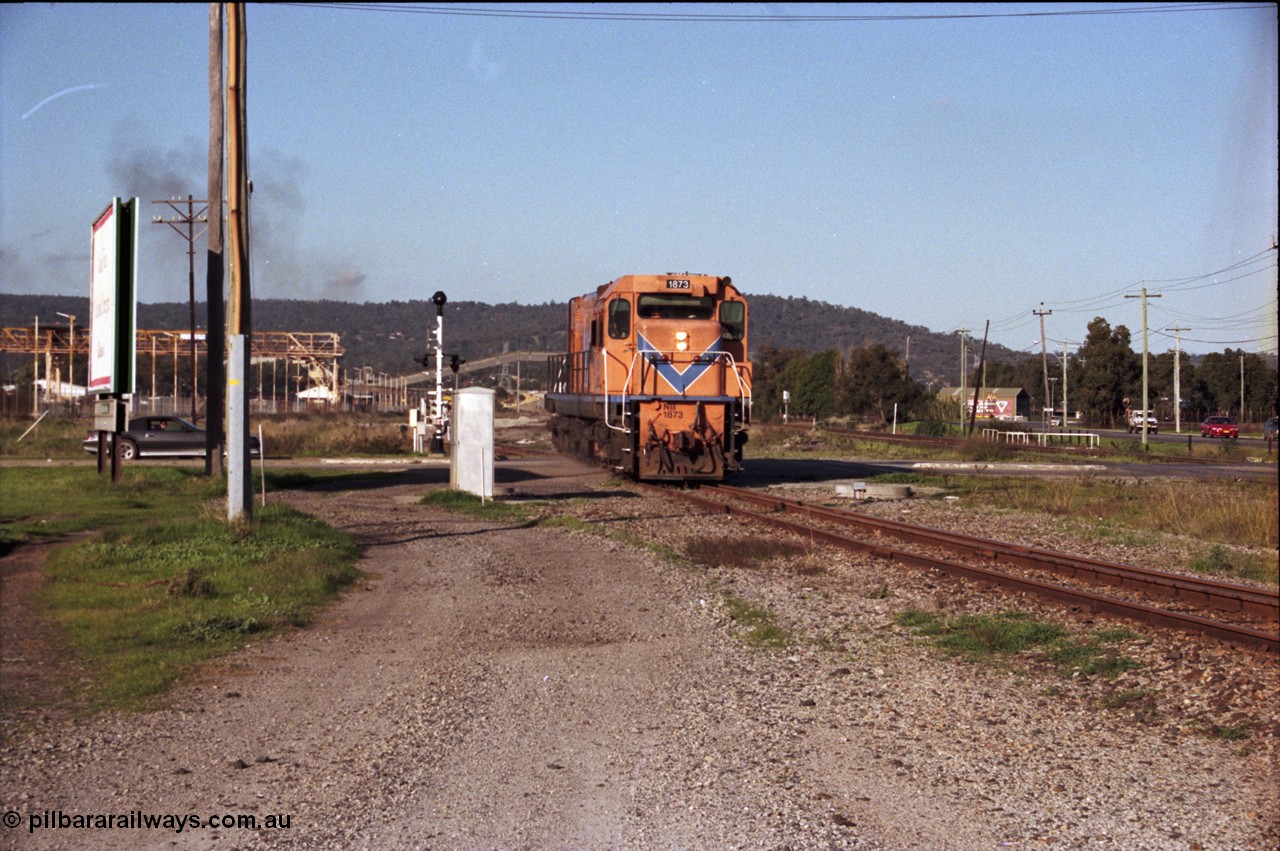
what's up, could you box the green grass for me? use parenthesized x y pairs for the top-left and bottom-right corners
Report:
(894, 609), (1143, 677)
(1189, 543), (1276, 584)
(1097, 687), (1160, 720)
(1, 466), (226, 551)
(723, 594), (794, 648)
(1210, 723), (1251, 741)
(418, 488), (530, 521)
(0, 414), (88, 460)
(39, 503), (359, 709)
(1, 466), (360, 713)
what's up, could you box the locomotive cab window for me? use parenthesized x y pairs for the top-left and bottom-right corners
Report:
(607, 298), (631, 339)
(719, 301), (745, 341)
(636, 294), (714, 320)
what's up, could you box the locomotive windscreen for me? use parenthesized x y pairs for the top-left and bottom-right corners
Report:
(637, 294), (715, 320)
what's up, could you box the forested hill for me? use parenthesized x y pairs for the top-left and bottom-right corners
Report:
(1, 293), (1011, 387)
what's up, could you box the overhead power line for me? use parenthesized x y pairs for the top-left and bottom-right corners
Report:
(283, 2), (1272, 23)
(1152, 330), (1279, 347)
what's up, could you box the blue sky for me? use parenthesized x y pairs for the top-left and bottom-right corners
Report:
(2, 2), (1276, 356)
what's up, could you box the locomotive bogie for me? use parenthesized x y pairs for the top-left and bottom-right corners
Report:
(546, 274), (752, 482)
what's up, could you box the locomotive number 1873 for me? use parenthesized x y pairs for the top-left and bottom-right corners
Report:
(665, 279), (691, 290)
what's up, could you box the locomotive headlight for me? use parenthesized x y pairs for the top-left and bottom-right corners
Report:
(675, 330), (689, 352)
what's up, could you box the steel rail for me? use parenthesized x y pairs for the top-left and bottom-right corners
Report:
(634, 482), (1278, 653)
(708, 484), (1279, 622)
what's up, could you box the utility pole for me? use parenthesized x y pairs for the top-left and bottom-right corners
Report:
(1048, 337), (1075, 427)
(955, 329), (970, 427)
(1033, 304), (1052, 428)
(1124, 286), (1161, 446)
(32, 316), (38, 416)
(205, 1), (226, 476)
(903, 335), (910, 379)
(968, 321), (989, 436)
(1165, 325), (1190, 433)
(1061, 339), (1073, 426)
(1240, 353), (1245, 421)
(152, 196), (209, 421)
(55, 312), (76, 410)
(226, 1), (252, 522)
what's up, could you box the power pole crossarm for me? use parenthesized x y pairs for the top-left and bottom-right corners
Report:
(152, 196), (210, 421)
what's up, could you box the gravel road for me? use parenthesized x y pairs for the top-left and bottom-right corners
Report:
(2, 456), (1276, 850)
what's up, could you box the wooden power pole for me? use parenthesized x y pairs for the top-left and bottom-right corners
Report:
(206, 2), (226, 476)
(1033, 304), (1052, 428)
(226, 1), (253, 521)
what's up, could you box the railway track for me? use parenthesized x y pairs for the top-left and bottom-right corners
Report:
(633, 481), (1279, 653)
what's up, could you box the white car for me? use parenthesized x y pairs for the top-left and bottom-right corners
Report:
(1126, 410), (1158, 434)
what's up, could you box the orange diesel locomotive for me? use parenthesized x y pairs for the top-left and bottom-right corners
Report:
(545, 274), (752, 481)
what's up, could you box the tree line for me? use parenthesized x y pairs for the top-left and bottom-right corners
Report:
(3, 294), (1274, 426)
(751, 316), (1277, 428)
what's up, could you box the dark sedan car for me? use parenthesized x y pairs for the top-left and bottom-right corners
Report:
(82, 416), (260, 460)
(1199, 415), (1239, 439)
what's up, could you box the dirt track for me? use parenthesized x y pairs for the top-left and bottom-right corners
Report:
(2, 455), (1277, 849)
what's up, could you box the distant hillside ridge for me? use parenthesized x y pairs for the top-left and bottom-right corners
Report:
(0, 292), (1012, 387)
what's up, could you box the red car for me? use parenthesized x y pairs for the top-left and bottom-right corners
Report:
(1200, 416), (1239, 438)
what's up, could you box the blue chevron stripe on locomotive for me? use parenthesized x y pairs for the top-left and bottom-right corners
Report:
(637, 333), (723, 395)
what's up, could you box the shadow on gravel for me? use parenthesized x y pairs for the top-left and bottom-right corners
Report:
(502, 488), (640, 502)
(737, 457), (907, 485)
(271, 464), (601, 495)
(358, 521), (543, 549)
(266, 467), (442, 493)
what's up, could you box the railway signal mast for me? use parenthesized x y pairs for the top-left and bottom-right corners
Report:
(424, 291), (448, 453)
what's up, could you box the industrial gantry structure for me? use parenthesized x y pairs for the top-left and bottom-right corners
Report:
(1, 325), (344, 413)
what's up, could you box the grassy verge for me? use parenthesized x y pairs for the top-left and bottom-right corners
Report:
(1, 466), (359, 712)
(256, 413), (412, 457)
(816, 469), (1276, 583)
(0, 412), (415, 461)
(1, 466), (226, 549)
(918, 474), (1277, 580)
(1, 414), (92, 461)
(747, 422), (1276, 465)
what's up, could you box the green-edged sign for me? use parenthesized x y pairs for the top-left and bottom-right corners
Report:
(89, 197), (139, 396)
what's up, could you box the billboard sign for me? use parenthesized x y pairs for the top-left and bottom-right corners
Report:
(89, 198), (138, 395)
(966, 398), (1010, 418)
